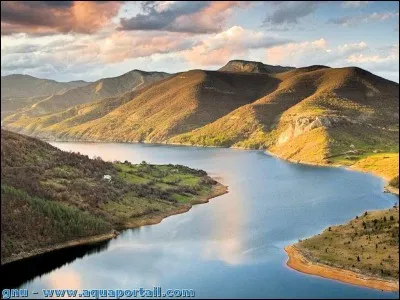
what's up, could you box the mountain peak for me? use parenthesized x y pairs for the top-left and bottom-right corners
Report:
(219, 60), (295, 74)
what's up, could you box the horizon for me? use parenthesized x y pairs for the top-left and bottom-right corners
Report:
(1, 1), (399, 83)
(3, 60), (400, 84)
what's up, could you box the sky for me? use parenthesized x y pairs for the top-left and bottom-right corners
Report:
(1, 1), (399, 82)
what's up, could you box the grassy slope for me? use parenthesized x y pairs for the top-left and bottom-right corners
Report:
(1, 74), (88, 99)
(173, 66), (399, 181)
(2, 70), (170, 121)
(5, 70), (279, 142)
(1, 130), (223, 264)
(2, 65), (399, 184)
(295, 207), (399, 281)
(1, 75), (88, 118)
(2, 90), (140, 138)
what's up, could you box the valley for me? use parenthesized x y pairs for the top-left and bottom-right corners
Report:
(1, 59), (398, 294)
(2, 61), (398, 193)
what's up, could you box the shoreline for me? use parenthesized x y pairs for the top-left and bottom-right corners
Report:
(2, 133), (397, 288)
(4, 128), (398, 195)
(34, 134), (397, 195)
(119, 183), (228, 230)
(264, 150), (399, 196)
(284, 245), (399, 292)
(1, 183), (228, 266)
(1, 232), (118, 265)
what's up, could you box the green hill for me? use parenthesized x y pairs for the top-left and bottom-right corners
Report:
(294, 207), (399, 281)
(1, 130), (225, 264)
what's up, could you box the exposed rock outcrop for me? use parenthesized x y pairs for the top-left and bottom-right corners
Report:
(277, 115), (345, 145)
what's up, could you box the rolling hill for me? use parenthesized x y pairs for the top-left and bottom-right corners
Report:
(2, 60), (399, 186)
(2, 70), (171, 121)
(4, 69), (280, 141)
(1, 74), (89, 118)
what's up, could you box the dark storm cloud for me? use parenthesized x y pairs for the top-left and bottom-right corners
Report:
(119, 1), (246, 33)
(263, 1), (321, 25)
(1, 1), (122, 35)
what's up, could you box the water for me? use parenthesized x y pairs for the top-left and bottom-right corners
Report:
(6, 142), (399, 298)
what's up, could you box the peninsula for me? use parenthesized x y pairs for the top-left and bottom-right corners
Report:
(1, 130), (227, 265)
(285, 207), (399, 292)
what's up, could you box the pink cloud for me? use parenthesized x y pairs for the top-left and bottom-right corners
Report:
(1, 1), (122, 35)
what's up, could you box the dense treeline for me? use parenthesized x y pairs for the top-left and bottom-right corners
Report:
(1, 130), (218, 264)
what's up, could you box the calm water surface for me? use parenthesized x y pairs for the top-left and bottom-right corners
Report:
(9, 142), (399, 298)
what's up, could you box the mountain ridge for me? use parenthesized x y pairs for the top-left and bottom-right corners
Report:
(219, 59), (295, 74)
(2, 61), (398, 185)
(1, 69), (171, 119)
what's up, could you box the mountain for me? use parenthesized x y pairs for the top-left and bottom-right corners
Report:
(2, 63), (399, 184)
(219, 60), (294, 74)
(1, 74), (89, 99)
(173, 66), (399, 178)
(1, 130), (223, 264)
(1, 74), (89, 118)
(4, 70), (280, 141)
(3, 70), (171, 120)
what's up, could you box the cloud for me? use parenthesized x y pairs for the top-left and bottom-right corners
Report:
(119, 1), (249, 33)
(1, 30), (195, 78)
(346, 44), (398, 64)
(266, 38), (330, 65)
(1, 1), (122, 35)
(265, 38), (368, 66)
(266, 38), (398, 81)
(345, 44), (399, 82)
(341, 1), (372, 8)
(98, 31), (194, 63)
(337, 41), (368, 55)
(183, 26), (291, 66)
(329, 11), (399, 26)
(263, 1), (322, 28)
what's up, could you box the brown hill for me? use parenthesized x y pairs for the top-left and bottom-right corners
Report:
(174, 66), (398, 165)
(1, 74), (89, 118)
(3, 70), (170, 120)
(219, 60), (294, 74)
(2, 63), (399, 182)
(5, 70), (280, 141)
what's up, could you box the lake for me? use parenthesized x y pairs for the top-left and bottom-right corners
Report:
(5, 142), (399, 298)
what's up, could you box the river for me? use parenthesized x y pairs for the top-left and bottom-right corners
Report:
(6, 142), (399, 298)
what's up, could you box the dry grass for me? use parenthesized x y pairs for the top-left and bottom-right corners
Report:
(296, 207), (399, 280)
(3, 65), (399, 180)
(350, 153), (399, 181)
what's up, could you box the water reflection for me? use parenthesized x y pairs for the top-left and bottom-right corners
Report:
(202, 193), (246, 265)
(15, 142), (399, 299)
(46, 269), (82, 290)
(1, 240), (110, 289)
